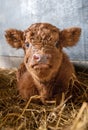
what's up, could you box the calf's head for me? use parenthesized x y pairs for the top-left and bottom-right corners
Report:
(5, 23), (81, 81)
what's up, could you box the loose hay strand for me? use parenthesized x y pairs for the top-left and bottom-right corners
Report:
(16, 95), (41, 121)
(71, 102), (88, 130)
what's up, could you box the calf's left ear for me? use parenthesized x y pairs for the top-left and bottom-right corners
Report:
(60, 27), (81, 47)
(5, 29), (24, 49)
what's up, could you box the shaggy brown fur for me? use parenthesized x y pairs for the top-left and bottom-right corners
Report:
(5, 23), (81, 104)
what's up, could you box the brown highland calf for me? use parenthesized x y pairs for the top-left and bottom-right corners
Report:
(5, 23), (81, 104)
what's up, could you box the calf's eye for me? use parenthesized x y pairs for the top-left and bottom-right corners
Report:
(25, 42), (30, 48)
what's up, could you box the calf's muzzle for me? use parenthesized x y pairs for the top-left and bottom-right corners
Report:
(33, 53), (52, 64)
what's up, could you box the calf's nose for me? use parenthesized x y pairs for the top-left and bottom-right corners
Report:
(33, 54), (51, 63)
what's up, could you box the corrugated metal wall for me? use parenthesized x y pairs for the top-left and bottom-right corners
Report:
(0, 0), (88, 68)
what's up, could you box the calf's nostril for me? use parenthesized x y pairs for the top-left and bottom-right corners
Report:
(33, 54), (40, 60)
(46, 54), (52, 59)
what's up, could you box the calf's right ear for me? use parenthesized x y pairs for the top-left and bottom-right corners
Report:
(5, 29), (24, 49)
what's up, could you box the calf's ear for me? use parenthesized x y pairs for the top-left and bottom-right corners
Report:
(60, 27), (81, 47)
(5, 29), (24, 49)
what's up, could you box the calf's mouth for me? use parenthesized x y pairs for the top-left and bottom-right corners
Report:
(32, 63), (52, 69)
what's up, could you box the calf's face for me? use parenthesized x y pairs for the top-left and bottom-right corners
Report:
(5, 23), (81, 81)
(23, 24), (63, 81)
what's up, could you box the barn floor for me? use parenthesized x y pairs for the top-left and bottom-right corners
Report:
(0, 68), (88, 130)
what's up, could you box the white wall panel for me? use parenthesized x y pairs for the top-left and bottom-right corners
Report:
(0, 0), (88, 67)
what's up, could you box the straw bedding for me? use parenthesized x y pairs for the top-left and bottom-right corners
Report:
(0, 68), (88, 130)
